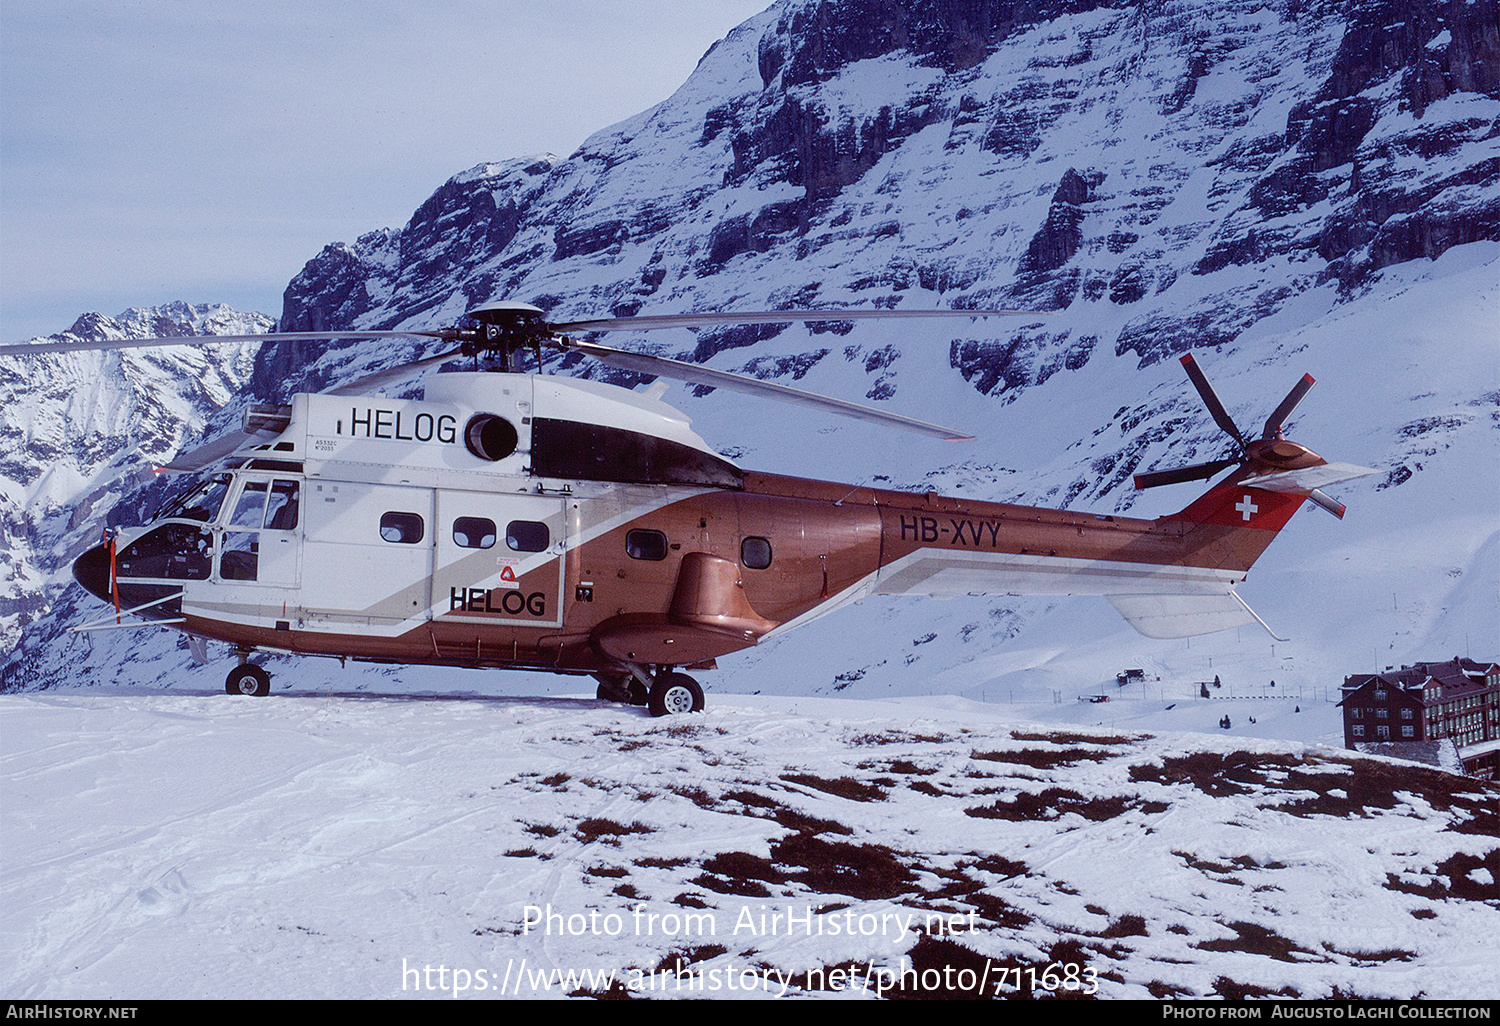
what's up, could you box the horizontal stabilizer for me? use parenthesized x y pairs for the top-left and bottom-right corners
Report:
(1107, 591), (1287, 641)
(1239, 462), (1378, 493)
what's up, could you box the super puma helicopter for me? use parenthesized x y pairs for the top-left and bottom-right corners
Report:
(5, 301), (1375, 715)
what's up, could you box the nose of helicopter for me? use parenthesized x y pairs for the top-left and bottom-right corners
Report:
(72, 542), (112, 605)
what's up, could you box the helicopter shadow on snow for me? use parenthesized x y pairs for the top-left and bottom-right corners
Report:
(54, 684), (634, 714)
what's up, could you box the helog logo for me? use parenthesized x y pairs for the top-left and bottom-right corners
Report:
(450, 587), (547, 617)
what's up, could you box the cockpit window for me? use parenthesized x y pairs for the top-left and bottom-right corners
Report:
(230, 481), (269, 527)
(154, 476), (231, 523)
(117, 523), (213, 580)
(264, 480), (300, 531)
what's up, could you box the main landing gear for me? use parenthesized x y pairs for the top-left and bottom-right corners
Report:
(596, 669), (704, 717)
(225, 662), (270, 696)
(225, 648), (270, 696)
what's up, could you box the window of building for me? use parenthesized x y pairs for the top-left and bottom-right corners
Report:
(1400, 707), (1414, 720)
(741, 536), (772, 570)
(1401, 726), (1415, 738)
(1353, 725), (1365, 737)
(1377, 726), (1390, 739)
(1375, 689), (1388, 700)
(1376, 708), (1388, 719)
(506, 520), (549, 552)
(1351, 707), (1363, 719)
(380, 512), (425, 544)
(626, 529), (668, 561)
(453, 517), (496, 550)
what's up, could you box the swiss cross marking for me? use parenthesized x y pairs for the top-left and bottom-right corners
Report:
(1235, 495), (1259, 522)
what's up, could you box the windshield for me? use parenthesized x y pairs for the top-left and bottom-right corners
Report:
(153, 475), (231, 523)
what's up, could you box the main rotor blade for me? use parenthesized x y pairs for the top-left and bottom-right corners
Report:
(1179, 353), (1247, 451)
(0, 329), (451, 358)
(156, 427), (282, 473)
(551, 308), (1054, 334)
(328, 347), (467, 396)
(1261, 372), (1316, 440)
(560, 337), (974, 441)
(1133, 457), (1240, 490)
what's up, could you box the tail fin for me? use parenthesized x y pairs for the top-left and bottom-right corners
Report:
(1170, 475), (1309, 569)
(1115, 353), (1378, 640)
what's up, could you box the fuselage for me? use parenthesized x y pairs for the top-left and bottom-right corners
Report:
(73, 371), (1305, 679)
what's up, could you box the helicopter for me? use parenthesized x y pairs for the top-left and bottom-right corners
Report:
(2, 301), (1375, 715)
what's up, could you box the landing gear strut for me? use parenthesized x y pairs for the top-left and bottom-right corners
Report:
(595, 674), (646, 706)
(597, 668), (704, 716)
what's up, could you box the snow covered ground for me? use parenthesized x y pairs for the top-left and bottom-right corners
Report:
(4, 686), (1496, 1000)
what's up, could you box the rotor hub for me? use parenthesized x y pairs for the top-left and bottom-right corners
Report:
(461, 302), (553, 365)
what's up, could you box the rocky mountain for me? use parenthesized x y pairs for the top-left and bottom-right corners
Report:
(0, 304), (269, 651)
(2, 0), (1496, 702)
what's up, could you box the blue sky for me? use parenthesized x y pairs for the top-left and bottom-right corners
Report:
(0, 0), (769, 343)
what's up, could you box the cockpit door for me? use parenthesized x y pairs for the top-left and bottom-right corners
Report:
(217, 476), (302, 587)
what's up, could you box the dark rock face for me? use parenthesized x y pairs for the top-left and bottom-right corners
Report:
(1019, 168), (1096, 274)
(271, 0), (1499, 394)
(259, 157), (556, 399)
(769, 0), (1116, 86)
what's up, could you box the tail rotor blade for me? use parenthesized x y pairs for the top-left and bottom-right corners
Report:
(1179, 353), (1247, 452)
(1262, 373), (1316, 440)
(1306, 488), (1347, 519)
(1134, 458), (1240, 491)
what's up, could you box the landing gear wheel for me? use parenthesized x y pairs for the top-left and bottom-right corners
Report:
(628, 680), (649, 706)
(648, 672), (704, 717)
(595, 675), (631, 704)
(225, 664), (270, 697)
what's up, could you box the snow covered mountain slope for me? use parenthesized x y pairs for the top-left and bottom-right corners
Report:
(1, 0), (1495, 708)
(3, 691), (1495, 999)
(0, 303), (270, 652)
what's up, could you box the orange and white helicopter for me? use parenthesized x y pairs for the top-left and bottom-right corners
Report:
(3, 302), (1375, 715)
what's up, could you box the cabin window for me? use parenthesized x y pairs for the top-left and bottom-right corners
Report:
(506, 520), (550, 552)
(626, 529), (667, 561)
(380, 512), (425, 544)
(453, 517), (496, 549)
(741, 536), (772, 570)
